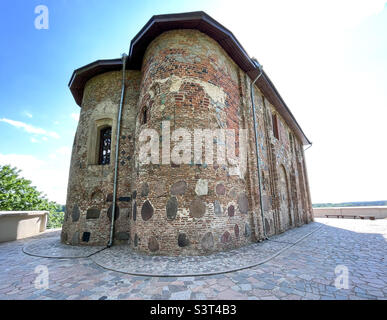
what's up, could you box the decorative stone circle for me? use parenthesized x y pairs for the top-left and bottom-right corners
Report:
(234, 224), (240, 238)
(228, 205), (235, 217)
(86, 208), (100, 219)
(189, 199), (206, 218)
(215, 183), (225, 195)
(214, 200), (222, 216)
(177, 233), (190, 247)
(195, 179), (208, 196)
(244, 223), (251, 238)
(107, 204), (120, 222)
(140, 182), (149, 197)
(154, 183), (166, 197)
(237, 193), (249, 214)
(170, 180), (187, 195)
(141, 200), (154, 221)
(148, 236), (159, 252)
(201, 232), (214, 251)
(166, 196), (178, 220)
(221, 231), (232, 243)
(72, 204), (80, 222)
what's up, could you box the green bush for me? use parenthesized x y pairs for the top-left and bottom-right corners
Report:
(0, 164), (64, 229)
(47, 210), (65, 229)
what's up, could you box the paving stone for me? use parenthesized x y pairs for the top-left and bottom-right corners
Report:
(0, 218), (385, 301)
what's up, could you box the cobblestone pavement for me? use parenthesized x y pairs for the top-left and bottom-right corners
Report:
(0, 218), (386, 300)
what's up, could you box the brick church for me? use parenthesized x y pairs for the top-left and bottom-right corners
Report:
(61, 11), (313, 255)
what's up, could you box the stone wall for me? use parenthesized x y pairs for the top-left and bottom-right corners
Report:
(0, 211), (48, 242)
(62, 29), (313, 255)
(61, 70), (141, 246)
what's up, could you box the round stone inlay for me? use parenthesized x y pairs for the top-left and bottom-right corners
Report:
(148, 236), (159, 252)
(215, 183), (225, 195)
(228, 205), (235, 217)
(177, 233), (190, 247)
(244, 223), (251, 238)
(170, 181), (187, 195)
(201, 232), (214, 251)
(140, 182), (149, 197)
(107, 204), (120, 222)
(221, 231), (232, 243)
(141, 200), (154, 221)
(189, 199), (206, 218)
(72, 204), (80, 222)
(234, 224), (240, 238)
(166, 197), (178, 220)
(214, 200), (222, 216)
(237, 193), (249, 214)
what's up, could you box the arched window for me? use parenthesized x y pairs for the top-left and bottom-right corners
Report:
(98, 126), (111, 165)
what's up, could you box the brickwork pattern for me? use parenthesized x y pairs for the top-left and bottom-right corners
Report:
(61, 29), (313, 255)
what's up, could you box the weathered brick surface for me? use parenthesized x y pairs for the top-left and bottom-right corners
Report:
(62, 29), (313, 255)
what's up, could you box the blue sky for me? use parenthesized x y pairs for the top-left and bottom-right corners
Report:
(0, 0), (386, 204)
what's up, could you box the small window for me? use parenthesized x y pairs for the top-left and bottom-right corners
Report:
(141, 106), (149, 125)
(272, 114), (279, 140)
(98, 127), (111, 165)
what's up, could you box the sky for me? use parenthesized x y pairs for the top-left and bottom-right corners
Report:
(0, 0), (386, 204)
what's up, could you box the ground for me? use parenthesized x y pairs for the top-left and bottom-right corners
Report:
(0, 218), (386, 300)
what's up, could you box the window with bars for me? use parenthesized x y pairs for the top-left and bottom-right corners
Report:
(98, 127), (111, 165)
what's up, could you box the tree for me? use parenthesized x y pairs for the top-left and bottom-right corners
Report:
(0, 164), (64, 228)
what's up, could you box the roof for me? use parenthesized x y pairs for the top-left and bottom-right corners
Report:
(68, 11), (311, 145)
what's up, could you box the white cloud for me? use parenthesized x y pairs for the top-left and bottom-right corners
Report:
(56, 146), (71, 155)
(0, 152), (71, 204)
(24, 111), (33, 118)
(70, 113), (79, 121)
(0, 118), (60, 139)
(30, 137), (39, 143)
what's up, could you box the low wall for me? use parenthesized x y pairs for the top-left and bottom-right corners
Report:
(313, 207), (387, 219)
(0, 211), (48, 243)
